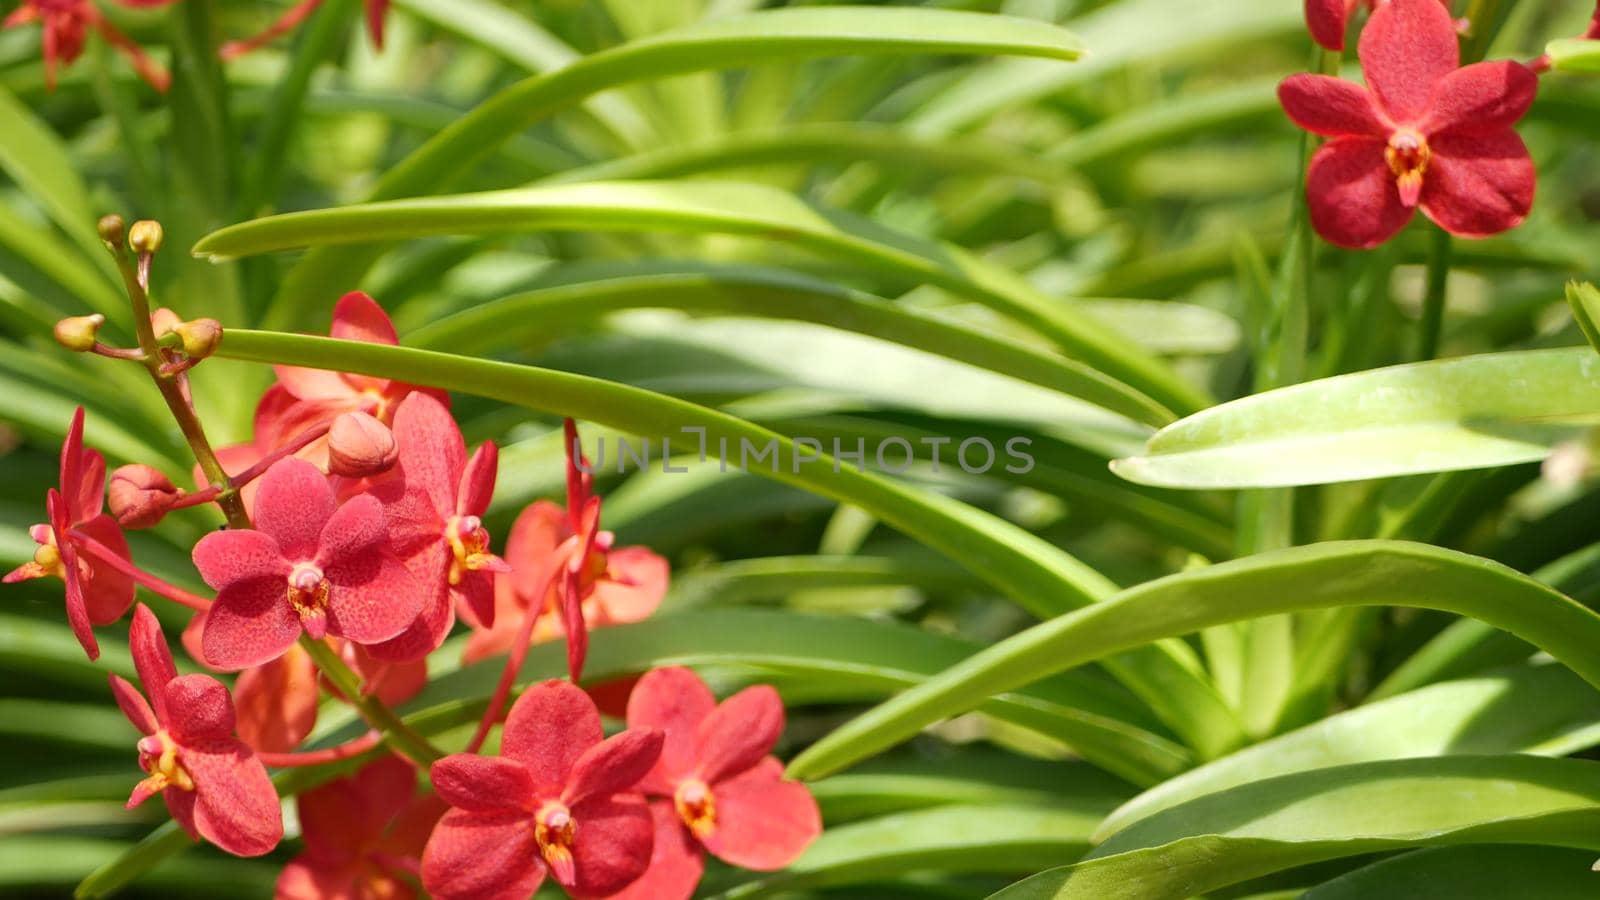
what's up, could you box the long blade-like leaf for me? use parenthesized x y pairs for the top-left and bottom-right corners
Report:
(263, 6), (1084, 329)
(1114, 348), (1600, 489)
(214, 330), (1244, 758)
(786, 541), (1600, 780)
(989, 756), (1600, 900)
(196, 181), (1205, 414)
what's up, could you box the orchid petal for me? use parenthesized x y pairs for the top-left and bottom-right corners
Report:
(627, 666), (717, 792)
(1359, 0), (1459, 124)
(203, 576), (303, 670)
(165, 674), (237, 744)
(1305, 137), (1414, 249)
(1421, 131), (1536, 238)
(108, 673), (157, 735)
(604, 801), (705, 900)
(234, 646), (319, 753)
(698, 757), (821, 870)
(431, 754), (535, 812)
(564, 728), (663, 807)
(253, 458), (336, 562)
(192, 528), (288, 590)
(129, 603), (178, 719)
(421, 808), (545, 900)
(501, 679), (603, 787)
(1424, 60), (1538, 137)
(178, 738), (284, 857)
(1278, 74), (1387, 137)
(567, 794), (656, 897)
(696, 685), (785, 784)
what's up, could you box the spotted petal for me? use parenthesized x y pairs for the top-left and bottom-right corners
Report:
(1420, 131), (1535, 239)
(1305, 136), (1415, 249)
(1359, 0), (1459, 124)
(698, 757), (820, 870)
(422, 808), (545, 900)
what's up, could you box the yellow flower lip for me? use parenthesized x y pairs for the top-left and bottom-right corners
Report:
(675, 778), (718, 840)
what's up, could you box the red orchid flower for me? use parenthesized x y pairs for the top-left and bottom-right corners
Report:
(277, 754), (445, 900)
(265, 293), (445, 442)
(466, 421), (668, 678)
(422, 680), (663, 900)
(191, 457), (423, 670)
(4, 0), (176, 91)
(110, 604), (282, 857)
(1280, 0), (1537, 249)
(368, 392), (507, 662)
(465, 500), (668, 672)
(4, 407), (134, 660)
(221, 0), (390, 60)
(611, 667), (820, 900)
(1303, 0), (1458, 52)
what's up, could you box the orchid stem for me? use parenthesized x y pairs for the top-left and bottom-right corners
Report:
(1417, 228), (1452, 361)
(107, 242), (250, 531)
(298, 637), (443, 765)
(71, 534), (211, 612)
(226, 421), (332, 490)
(465, 575), (558, 754)
(257, 730), (383, 768)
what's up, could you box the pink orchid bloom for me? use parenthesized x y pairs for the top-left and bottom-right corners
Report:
(368, 392), (507, 662)
(611, 667), (820, 900)
(4, 407), (134, 660)
(422, 680), (662, 899)
(277, 754), (445, 900)
(191, 457), (423, 670)
(263, 292), (447, 445)
(1280, 0), (1537, 248)
(110, 604), (282, 857)
(4, 0), (176, 91)
(465, 420), (666, 679)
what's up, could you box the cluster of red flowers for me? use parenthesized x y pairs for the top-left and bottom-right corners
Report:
(8, 292), (820, 898)
(4, 0), (391, 91)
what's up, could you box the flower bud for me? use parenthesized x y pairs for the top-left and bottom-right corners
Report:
(328, 412), (398, 478)
(129, 220), (164, 254)
(174, 318), (223, 359)
(109, 464), (182, 529)
(97, 215), (126, 248)
(54, 314), (106, 352)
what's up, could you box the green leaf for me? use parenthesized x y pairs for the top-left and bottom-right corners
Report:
(1567, 281), (1600, 355)
(1095, 661), (1600, 840)
(2, 836), (274, 898)
(540, 122), (1066, 187)
(1547, 37), (1600, 74)
(711, 805), (1100, 899)
(1302, 845), (1600, 899)
(1112, 348), (1600, 489)
(908, 0), (1300, 135)
(264, 5), (1085, 329)
(393, 0), (654, 152)
(196, 181), (1204, 415)
(810, 750), (1131, 824)
(409, 609), (1191, 787)
(0, 86), (120, 280)
(407, 264), (1175, 425)
(988, 756), (1600, 900)
(215, 329), (1243, 758)
(785, 541), (1600, 780)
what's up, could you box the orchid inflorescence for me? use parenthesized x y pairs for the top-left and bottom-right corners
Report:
(7, 221), (818, 899)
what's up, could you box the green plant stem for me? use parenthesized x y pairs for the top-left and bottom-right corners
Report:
(298, 638), (443, 765)
(1417, 228), (1452, 361)
(108, 247), (250, 530)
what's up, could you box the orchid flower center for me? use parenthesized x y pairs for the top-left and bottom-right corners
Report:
(287, 562), (331, 638)
(445, 515), (497, 584)
(534, 802), (578, 884)
(134, 731), (194, 798)
(1385, 130), (1432, 209)
(674, 778), (718, 840)
(30, 534), (65, 579)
